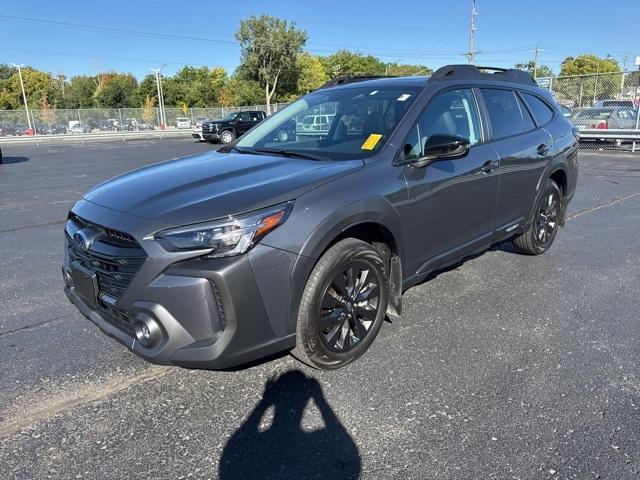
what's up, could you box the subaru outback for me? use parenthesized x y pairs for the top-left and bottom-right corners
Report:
(63, 65), (578, 370)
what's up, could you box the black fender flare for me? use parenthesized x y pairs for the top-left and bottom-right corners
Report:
(285, 197), (405, 334)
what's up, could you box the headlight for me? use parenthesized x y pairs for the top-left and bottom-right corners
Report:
(152, 202), (293, 257)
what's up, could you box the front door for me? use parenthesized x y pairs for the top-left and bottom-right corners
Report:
(236, 112), (253, 135)
(402, 88), (500, 276)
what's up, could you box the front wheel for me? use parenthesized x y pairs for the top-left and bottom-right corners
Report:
(291, 238), (389, 370)
(220, 130), (235, 144)
(513, 179), (561, 255)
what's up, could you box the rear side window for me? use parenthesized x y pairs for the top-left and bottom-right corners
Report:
(522, 93), (554, 125)
(480, 89), (526, 139)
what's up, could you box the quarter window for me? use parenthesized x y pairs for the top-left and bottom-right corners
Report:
(481, 88), (526, 139)
(516, 95), (536, 131)
(402, 89), (481, 161)
(522, 93), (554, 125)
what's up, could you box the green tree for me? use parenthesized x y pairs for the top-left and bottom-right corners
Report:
(557, 55), (622, 106)
(514, 61), (554, 78)
(0, 64), (14, 81)
(320, 50), (386, 77)
(65, 75), (97, 108)
(235, 15), (307, 113)
(560, 54), (620, 76)
(220, 75), (264, 106)
(295, 53), (328, 95)
(0, 67), (59, 109)
(94, 73), (139, 108)
(385, 63), (432, 77)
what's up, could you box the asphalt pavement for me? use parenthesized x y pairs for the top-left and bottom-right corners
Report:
(0, 139), (638, 479)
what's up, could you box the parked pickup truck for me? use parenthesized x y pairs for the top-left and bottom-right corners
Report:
(202, 110), (267, 144)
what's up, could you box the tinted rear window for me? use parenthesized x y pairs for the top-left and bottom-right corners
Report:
(522, 93), (554, 125)
(481, 89), (525, 139)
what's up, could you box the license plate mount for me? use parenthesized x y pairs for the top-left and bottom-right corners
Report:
(71, 263), (98, 308)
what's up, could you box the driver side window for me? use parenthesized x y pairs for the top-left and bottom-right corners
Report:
(403, 89), (481, 161)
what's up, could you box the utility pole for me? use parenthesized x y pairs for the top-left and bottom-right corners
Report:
(465, 0), (478, 64)
(593, 62), (600, 105)
(11, 63), (32, 132)
(532, 46), (541, 78)
(620, 53), (628, 98)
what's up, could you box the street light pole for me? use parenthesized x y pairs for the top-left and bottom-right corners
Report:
(11, 63), (32, 132)
(150, 65), (167, 130)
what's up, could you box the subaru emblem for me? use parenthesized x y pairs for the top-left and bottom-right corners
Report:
(73, 229), (92, 253)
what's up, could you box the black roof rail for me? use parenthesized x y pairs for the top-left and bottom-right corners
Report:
(318, 75), (396, 89)
(427, 64), (537, 85)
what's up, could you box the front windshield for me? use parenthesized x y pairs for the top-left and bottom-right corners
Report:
(221, 112), (238, 121)
(236, 85), (422, 160)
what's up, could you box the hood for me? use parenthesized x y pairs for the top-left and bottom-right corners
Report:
(84, 151), (363, 226)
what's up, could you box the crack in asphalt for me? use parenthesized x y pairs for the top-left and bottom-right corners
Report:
(0, 366), (169, 438)
(567, 191), (640, 221)
(0, 219), (66, 234)
(0, 315), (65, 337)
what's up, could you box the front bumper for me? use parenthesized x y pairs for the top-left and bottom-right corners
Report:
(63, 201), (298, 369)
(202, 132), (220, 142)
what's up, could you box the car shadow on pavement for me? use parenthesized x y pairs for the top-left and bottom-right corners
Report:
(0, 156), (29, 165)
(219, 370), (361, 479)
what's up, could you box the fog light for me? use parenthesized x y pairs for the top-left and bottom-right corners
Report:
(134, 316), (162, 348)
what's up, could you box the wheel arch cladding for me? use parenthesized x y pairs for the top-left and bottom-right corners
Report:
(285, 197), (405, 334)
(549, 168), (567, 195)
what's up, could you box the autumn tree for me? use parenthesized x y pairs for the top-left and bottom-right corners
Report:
(141, 95), (156, 123)
(38, 94), (55, 125)
(235, 15), (307, 113)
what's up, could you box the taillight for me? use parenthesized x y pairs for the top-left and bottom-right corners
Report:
(592, 121), (608, 129)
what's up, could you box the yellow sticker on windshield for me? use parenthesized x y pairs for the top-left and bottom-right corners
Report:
(361, 133), (382, 150)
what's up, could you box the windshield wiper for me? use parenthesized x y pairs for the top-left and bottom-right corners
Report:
(221, 145), (258, 155)
(251, 148), (327, 161)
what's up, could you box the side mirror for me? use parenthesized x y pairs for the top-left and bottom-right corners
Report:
(406, 134), (471, 168)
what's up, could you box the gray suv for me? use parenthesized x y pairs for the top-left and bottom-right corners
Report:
(63, 65), (578, 370)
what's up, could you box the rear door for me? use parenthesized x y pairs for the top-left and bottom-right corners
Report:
(402, 87), (500, 274)
(479, 88), (552, 234)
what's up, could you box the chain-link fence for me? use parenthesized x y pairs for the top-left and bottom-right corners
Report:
(0, 103), (289, 137)
(536, 71), (640, 151)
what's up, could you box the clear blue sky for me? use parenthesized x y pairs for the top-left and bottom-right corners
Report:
(1, 0), (638, 79)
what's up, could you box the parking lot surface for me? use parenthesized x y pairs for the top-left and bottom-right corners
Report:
(0, 139), (639, 479)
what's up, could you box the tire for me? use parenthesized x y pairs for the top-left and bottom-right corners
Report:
(291, 238), (389, 370)
(220, 130), (235, 144)
(277, 129), (289, 142)
(513, 179), (562, 255)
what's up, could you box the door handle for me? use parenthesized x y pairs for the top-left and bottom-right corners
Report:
(537, 143), (550, 156)
(481, 160), (499, 174)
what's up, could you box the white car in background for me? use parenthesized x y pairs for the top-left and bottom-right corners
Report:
(191, 117), (208, 141)
(175, 117), (191, 129)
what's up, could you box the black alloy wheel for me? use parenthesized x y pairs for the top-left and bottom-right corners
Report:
(513, 178), (562, 255)
(318, 261), (380, 353)
(535, 188), (560, 247)
(292, 238), (389, 369)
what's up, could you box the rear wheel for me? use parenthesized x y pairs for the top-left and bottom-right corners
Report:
(220, 130), (235, 144)
(513, 179), (561, 255)
(277, 129), (289, 142)
(292, 238), (389, 369)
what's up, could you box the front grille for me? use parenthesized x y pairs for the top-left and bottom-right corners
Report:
(67, 214), (147, 335)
